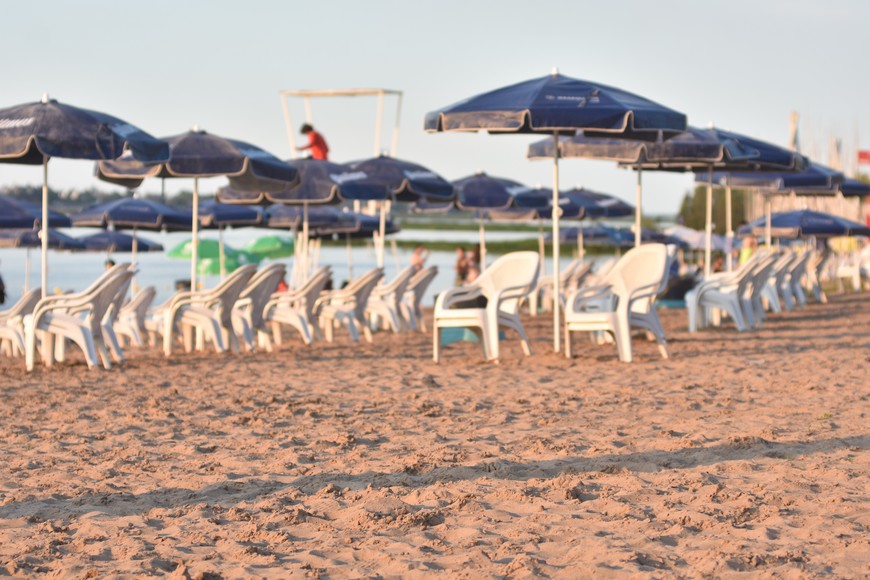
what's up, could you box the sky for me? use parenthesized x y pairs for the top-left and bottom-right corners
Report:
(2, 0), (868, 217)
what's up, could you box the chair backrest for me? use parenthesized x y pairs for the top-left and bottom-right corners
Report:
(349, 269), (386, 319)
(0, 288), (41, 321)
(477, 251), (540, 315)
(207, 265), (258, 327)
(406, 266), (439, 309)
(239, 263), (287, 330)
(376, 266), (416, 301)
(605, 244), (668, 304)
(122, 286), (157, 331)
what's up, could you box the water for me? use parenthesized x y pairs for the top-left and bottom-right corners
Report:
(0, 228), (589, 309)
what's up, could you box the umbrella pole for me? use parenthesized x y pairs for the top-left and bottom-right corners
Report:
(578, 228), (585, 261)
(551, 132), (561, 354)
(346, 233), (354, 280)
(377, 201), (386, 269)
(41, 157), (49, 298)
(219, 226), (226, 281)
(479, 217), (487, 273)
(635, 165), (643, 248)
(764, 196), (772, 250)
(725, 175), (734, 272)
(25, 248), (31, 293)
(704, 165), (713, 277)
(132, 226), (139, 296)
(303, 202), (310, 280)
(191, 177), (200, 291)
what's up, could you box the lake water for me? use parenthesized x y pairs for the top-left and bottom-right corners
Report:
(0, 228), (593, 309)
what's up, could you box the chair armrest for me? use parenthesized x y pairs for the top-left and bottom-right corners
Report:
(434, 286), (484, 311)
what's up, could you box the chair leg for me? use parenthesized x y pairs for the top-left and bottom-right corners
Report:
(614, 318), (632, 363)
(433, 325), (440, 363)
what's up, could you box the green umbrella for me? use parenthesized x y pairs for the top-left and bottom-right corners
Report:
(244, 235), (295, 260)
(168, 238), (260, 279)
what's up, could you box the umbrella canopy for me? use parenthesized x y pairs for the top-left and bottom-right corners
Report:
(71, 198), (192, 231)
(709, 161), (842, 192)
(738, 210), (870, 238)
(198, 201), (262, 228)
(348, 155), (455, 202)
(77, 230), (163, 253)
(0, 228), (83, 250)
(560, 187), (634, 218)
(0, 195), (71, 229)
(264, 204), (351, 230)
(425, 72), (686, 137)
(0, 95), (169, 296)
(427, 70), (687, 353)
(453, 172), (528, 211)
(244, 235), (295, 259)
(217, 158), (388, 205)
(96, 127), (297, 290)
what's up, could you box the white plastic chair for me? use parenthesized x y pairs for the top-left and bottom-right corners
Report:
(400, 266), (438, 332)
(0, 288), (41, 357)
(24, 265), (133, 371)
(365, 266), (416, 334)
(315, 268), (384, 343)
(114, 286), (157, 347)
(150, 265), (257, 357)
(685, 252), (763, 333)
(231, 263), (287, 352)
(265, 266), (332, 348)
(564, 244), (668, 363)
(433, 251), (540, 363)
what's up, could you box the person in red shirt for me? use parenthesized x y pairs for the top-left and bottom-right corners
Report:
(298, 123), (329, 160)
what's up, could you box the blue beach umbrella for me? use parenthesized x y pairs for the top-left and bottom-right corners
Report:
(738, 210), (870, 239)
(0, 195), (71, 229)
(71, 198), (192, 231)
(78, 230), (163, 253)
(218, 158), (389, 282)
(453, 172), (531, 271)
(0, 95), (169, 296)
(427, 70), (687, 352)
(0, 228), (85, 293)
(96, 127), (298, 291)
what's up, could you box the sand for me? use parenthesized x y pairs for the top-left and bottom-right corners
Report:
(0, 293), (868, 578)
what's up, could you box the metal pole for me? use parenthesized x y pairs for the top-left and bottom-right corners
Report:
(346, 233), (354, 280)
(132, 226), (139, 295)
(764, 196), (772, 250)
(24, 248), (31, 293)
(41, 158), (48, 298)
(479, 217), (487, 273)
(280, 92), (298, 160)
(302, 202), (310, 279)
(635, 166), (643, 247)
(191, 177), (200, 291)
(725, 174), (734, 272)
(219, 226), (226, 281)
(551, 132), (561, 353)
(391, 92), (403, 157)
(704, 165), (713, 277)
(375, 91), (384, 156)
(377, 201), (386, 268)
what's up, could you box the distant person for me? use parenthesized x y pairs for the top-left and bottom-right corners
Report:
(276, 275), (289, 293)
(105, 259), (116, 271)
(465, 247), (481, 284)
(738, 234), (757, 267)
(0, 261), (5, 305)
(410, 244), (429, 272)
(298, 123), (329, 160)
(454, 247), (468, 286)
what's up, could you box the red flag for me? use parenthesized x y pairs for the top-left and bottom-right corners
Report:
(858, 150), (870, 164)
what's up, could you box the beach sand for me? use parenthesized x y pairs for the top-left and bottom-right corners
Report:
(0, 293), (867, 578)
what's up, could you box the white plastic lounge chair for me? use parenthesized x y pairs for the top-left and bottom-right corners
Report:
(24, 265), (133, 371)
(433, 251), (539, 363)
(231, 263), (287, 352)
(563, 244), (668, 363)
(315, 268), (384, 343)
(400, 266), (438, 332)
(265, 266), (332, 348)
(627, 244), (676, 360)
(685, 252), (764, 333)
(150, 265), (257, 357)
(114, 286), (157, 347)
(365, 266), (416, 334)
(0, 288), (41, 357)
